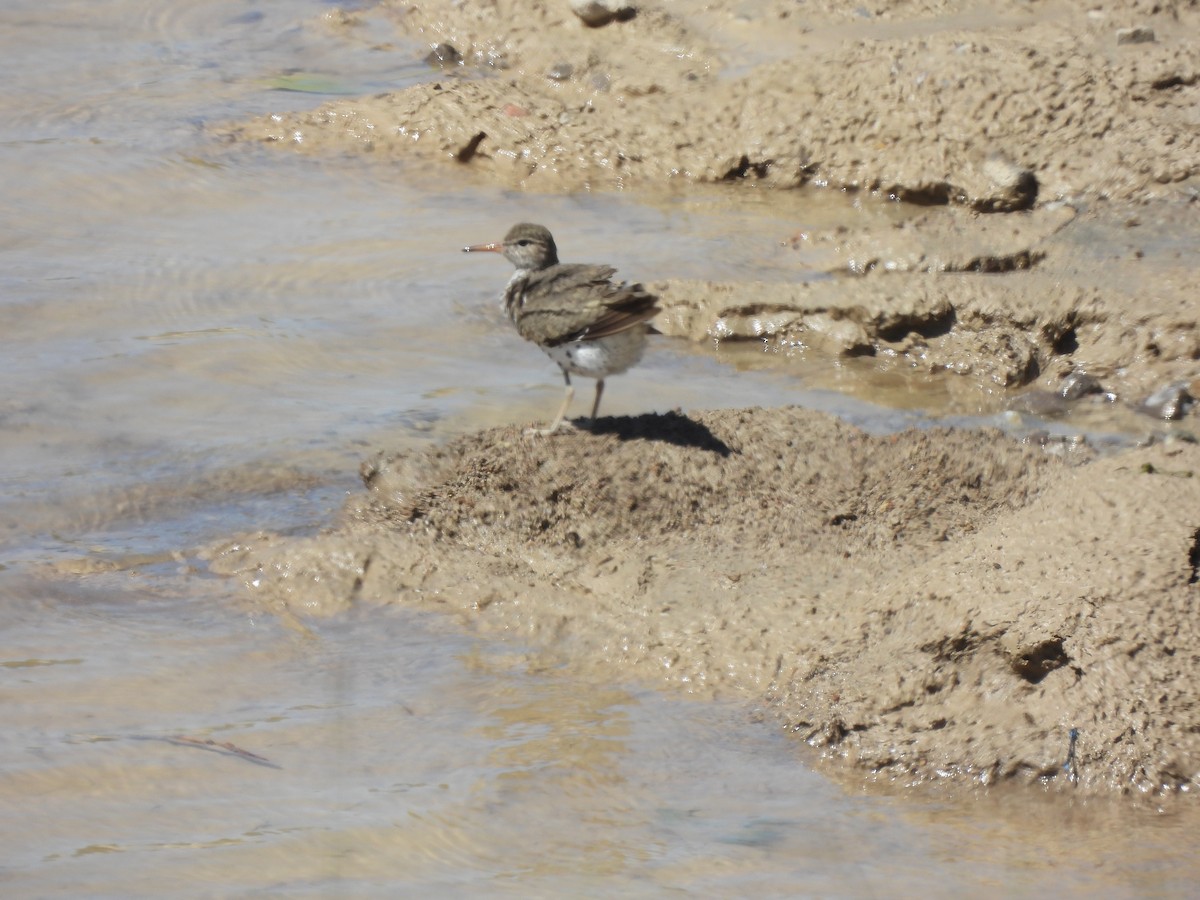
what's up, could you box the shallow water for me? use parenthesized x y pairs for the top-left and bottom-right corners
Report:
(6, 578), (1199, 898)
(4, 0), (1199, 895)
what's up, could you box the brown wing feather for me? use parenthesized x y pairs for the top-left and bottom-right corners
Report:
(512, 263), (660, 346)
(568, 288), (661, 341)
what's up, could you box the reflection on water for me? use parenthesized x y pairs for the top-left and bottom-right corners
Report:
(3, 0), (1199, 895)
(6, 582), (1198, 897)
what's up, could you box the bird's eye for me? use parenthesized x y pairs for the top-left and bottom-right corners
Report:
(517, 239), (531, 246)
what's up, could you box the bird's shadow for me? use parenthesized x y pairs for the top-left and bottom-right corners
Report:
(580, 410), (734, 456)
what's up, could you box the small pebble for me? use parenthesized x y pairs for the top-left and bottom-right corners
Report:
(424, 43), (463, 67)
(980, 157), (1038, 211)
(1116, 26), (1156, 45)
(1140, 381), (1195, 420)
(547, 62), (574, 81)
(1058, 371), (1103, 401)
(570, 0), (635, 27)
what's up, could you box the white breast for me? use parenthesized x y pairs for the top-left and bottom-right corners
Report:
(542, 328), (648, 380)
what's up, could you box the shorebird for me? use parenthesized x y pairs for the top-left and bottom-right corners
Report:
(463, 223), (660, 435)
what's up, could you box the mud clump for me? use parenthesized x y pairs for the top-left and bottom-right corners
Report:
(355, 409), (1042, 553)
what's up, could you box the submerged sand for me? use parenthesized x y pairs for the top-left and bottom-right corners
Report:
(208, 0), (1200, 797)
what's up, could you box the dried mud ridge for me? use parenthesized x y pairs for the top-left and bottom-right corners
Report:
(207, 408), (1200, 798)
(230, 0), (1200, 204)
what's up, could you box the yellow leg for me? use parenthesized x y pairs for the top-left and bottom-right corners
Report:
(526, 373), (575, 437)
(589, 379), (606, 421)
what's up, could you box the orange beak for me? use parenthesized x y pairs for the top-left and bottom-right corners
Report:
(462, 241), (502, 253)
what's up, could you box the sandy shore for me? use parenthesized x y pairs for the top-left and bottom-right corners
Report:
(210, 0), (1200, 797)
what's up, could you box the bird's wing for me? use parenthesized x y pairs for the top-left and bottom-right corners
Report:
(517, 264), (661, 346)
(570, 286), (661, 341)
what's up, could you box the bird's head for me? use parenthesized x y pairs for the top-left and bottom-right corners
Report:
(463, 222), (559, 271)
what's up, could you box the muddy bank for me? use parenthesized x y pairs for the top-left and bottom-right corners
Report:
(206, 408), (1200, 797)
(214, 0), (1200, 409)
(656, 200), (1200, 409)
(225, 0), (1200, 204)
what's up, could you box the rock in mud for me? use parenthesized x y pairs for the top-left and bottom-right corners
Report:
(569, 0), (635, 27)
